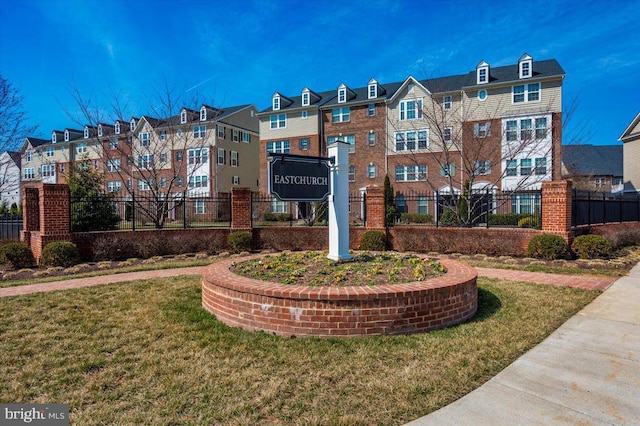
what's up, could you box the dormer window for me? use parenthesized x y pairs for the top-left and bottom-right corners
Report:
(519, 53), (533, 79)
(130, 119), (136, 130)
(84, 127), (89, 139)
(200, 106), (206, 121)
(302, 91), (309, 106)
(51, 132), (57, 143)
(272, 95), (280, 111)
(64, 130), (70, 142)
(180, 110), (187, 124)
(338, 87), (346, 103)
(368, 79), (377, 99)
(98, 125), (103, 137)
(477, 60), (489, 84)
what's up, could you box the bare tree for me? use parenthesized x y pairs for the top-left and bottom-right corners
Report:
(67, 81), (222, 229)
(386, 77), (562, 226)
(0, 74), (38, 196)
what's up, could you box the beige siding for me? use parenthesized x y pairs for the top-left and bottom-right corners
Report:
(624, 140), (640, 190)
(464, 78), (563, 121)
(259, 109), (320, 139)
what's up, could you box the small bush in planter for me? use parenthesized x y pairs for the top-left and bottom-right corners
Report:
(438, 209), (460, 227)
(527, 234), (569, 260)
(0, 242), (35, 269)
(40, 241), (81, 267)
(228, 231), (252, 253)
(359, 230), (387, 251)
(571, 234), (611, 259)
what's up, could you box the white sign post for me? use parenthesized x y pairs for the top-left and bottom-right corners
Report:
(327, 141), (351, 261)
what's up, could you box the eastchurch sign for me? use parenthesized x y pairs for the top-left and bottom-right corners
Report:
(268, 153), (331, 202)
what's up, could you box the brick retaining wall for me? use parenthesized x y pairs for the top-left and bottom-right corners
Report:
(202, 256), (478, 337)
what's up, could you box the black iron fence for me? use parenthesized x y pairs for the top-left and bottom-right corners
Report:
(393, 190), (542, 229)
(70, 193), (231, 232)
(251, 192), (366, 227)
(572, 190), (640, 227)
(0, 215), (22, 240)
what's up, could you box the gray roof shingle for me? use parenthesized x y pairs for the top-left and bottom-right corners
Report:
(563, 144), (622, 177)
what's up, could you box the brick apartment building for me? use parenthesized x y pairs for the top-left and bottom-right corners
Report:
(21, 104), (260, 203)
(258, 53), (564, 217)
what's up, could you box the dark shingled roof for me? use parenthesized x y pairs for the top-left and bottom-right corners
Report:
(260, 58), (565, 113)
(563, 144), (622, 177)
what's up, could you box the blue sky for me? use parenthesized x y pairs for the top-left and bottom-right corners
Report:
(1, 0), (639, 148)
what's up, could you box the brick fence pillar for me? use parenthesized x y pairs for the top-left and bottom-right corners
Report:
(231, 187), (252, 231)
(542, 180), (574, 242)
(365, 185), (386, 231)
(21, 183), (72, 264)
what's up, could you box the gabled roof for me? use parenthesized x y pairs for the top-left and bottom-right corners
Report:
(22, 137), (49, 150)
(619, 112), (640, 142)
(562, 144), (623, 177)
(6, 151), (22, 166)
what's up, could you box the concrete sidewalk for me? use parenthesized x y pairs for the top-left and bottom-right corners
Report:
(407, 264), (640, 425)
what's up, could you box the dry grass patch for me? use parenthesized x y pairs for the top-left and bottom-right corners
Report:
(0, 275), (598, 425)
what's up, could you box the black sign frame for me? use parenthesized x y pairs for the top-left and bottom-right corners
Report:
(268, 153), (331, 202)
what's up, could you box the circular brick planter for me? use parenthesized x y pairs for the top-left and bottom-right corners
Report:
(202, 255), (478, 338)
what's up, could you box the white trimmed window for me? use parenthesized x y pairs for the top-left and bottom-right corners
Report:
(77, 142), (87, 154)
(242, 132), (251, 143)
(42, 164), (55, 178)
(51, 132), (57, 143)
(266, 140), (290, 155)
(301, 110), (308, 119)
(520, 158), (532, 175)
(25, 150), (32, 162)
(519, 59), (532, 79)
(331, 107), (350, 123)
(180, 110), (187, 124)
(299, 138), (310, 150)
(395, 165), (427, 181)
(217, 148), (226, 165)
(271, 198), (287, 213)
(46, 147), (55, 157)
(272, 96), (280, 110)
(270, 113), (286, 129)
(535, 117), (548, 139)
(200, 107), (206, 121)
(107, 181), (121, 192)
(348, 165), (355, 181)
(506, 160), (518, 176)
(535, 158), (547, 175)
(84, 127), (89, 138)
(233, 176), (240, 186)
(367, 163), (377, 178)
(108, 138), (118, 150)
(474, 160), (492, 176)
(64, 130), (70, 142)
(194, 199), (207, 214)
(189, 175), (208, 188)
(399, 99), (423, 121)
(512, 83), (540, 103)
(115, 122), (121, 134)
(443, 96), (452, 110)
(130, 119), (136, 130)
(328, 135), (355, 153)
(439, 163), (456, 177)
(230, 151), (238, 167)
(473, 122), (491, 138)
(368, 83), (377, 99)
(367, 104), (376, 116)
(188, 148), (208, 165)
(137, 154), (153, 169)
(394, 130), (428, 152)
(302, 92), (309, 106)
(137, 179), (151, 191)
(107, 158), (121, 171)
(23, 167), (35, 179)
(98, 125), (103, 137)
(139, 132), (150, 147)
(368, 132), (376, 146)
(444, 127), (453, 143)
(505, 116), (549, 142)
(338, 88), (346, 103)
(232, 129), (239, 142)
(217, 125), (225, 139)
(193, 125), (206, 139)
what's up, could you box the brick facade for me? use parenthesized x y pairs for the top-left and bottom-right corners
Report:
(541, 180), (573, 241)
(202, 256), (478, 337)
(231, 187), (252, 231)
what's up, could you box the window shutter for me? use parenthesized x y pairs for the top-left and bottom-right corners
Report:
(450, 164), (456, 176)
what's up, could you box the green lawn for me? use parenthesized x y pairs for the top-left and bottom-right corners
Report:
(0, 275), (599, 425)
